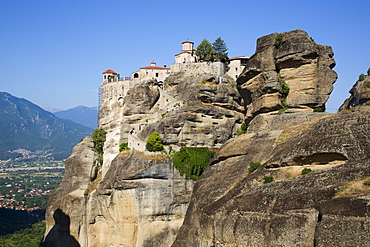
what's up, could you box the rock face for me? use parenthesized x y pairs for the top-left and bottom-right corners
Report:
(339, 76), (370, 110)
(42, 143), (194, 247)
(173, 107), (370, 247)
(237, 29), (337, 121)
(42, 65), (243, 246)
(138, 74), (244, 148)
(43, 30), (370, 247)
(41, 137), (98, 247)
(172, 31), (370, 247)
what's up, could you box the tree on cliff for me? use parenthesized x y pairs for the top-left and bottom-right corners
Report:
(92, 128), (106, 164)
(212, 37), (228, 60)
(146, 132), (164, 152)
(196, 39), (214, 61)
(172, 147), (216, 180)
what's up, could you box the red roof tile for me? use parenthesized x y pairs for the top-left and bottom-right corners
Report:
(102, 69), (117, 74)
(139, 66), (170, 70)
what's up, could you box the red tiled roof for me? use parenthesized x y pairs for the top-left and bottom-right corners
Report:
(139, 66), (170, 70)
(102, 69), (117, 74)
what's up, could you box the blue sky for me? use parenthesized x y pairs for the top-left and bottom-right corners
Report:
(1, 0), (369, 112)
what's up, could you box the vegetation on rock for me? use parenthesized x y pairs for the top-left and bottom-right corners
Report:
(359, 73), (366, 81)
(278, 73), (290, 96)
(146, 132), (164, 152)
(237, 122), (247, 136)
(248, 162), (261, 174)
(172, 147), (216, 180)
(92, 128), (106, 164)
(119, 142), (130, 152)
(263, 176), (274, 184)
(301, 167), (312, 175)
(274, 33), (284, 48)
(92, 128), (106, 155)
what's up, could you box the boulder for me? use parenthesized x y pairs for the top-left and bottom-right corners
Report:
(339, 76), (370, 110)
(237, 29), (337, 121)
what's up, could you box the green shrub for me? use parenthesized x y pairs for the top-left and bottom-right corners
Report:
(92, 128), (106, 155)
(263, 176), (274, 184)
(278, 107), (289, 114)
(277, 73), (289, 97)
(367, 68), (370, 76)
(146, 132), (164, 152)
(237, 122), (247, 136)
(84, 189), (89, 196)
(248, 162), (261, 174)
(119, 142), (130, 152)
(363, 179), (370, 187)
(275, 33), (284, 48)
(92, 128), (106, 165)
(279, 80), (290, 95)
(359, 73), (366, 81)
(313, 107), (323, 112)
(172, 147), (216, 180)
(364, 81), (370, 88)
(301, 167), (312, 175)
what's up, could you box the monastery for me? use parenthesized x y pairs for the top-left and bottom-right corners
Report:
(99, 41), (249, 152)
(100, 41), (249, 106)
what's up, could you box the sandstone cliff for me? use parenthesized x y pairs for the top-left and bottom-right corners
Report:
(42, 29), (370, 247)
(172, 30), (370, 247)
(339, 75), (370, 110)
(42, 63), (243, 246)
(237, 29), (336, 122)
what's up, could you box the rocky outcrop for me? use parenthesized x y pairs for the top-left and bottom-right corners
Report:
(237, 29), (337, 122)
(41, 137), (98, 247)
(42, 145), (194, 247)
(339, 76), (370, 110)
(138, 74), (244, 148)
(43, 65), (243, 246)
(172, 31), (369, 247)
(43, 30), (370, 247)
(172, 105), (370, 247)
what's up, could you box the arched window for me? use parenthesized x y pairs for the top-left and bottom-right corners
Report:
(133, 73), (139, 78)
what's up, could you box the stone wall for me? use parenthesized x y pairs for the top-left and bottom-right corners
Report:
(170, 61), (226, 77)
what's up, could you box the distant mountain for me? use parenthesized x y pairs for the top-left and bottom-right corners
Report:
(54, 105), (98, 129)
(43, 107), (62, 113)
(0, 92), (93, 160)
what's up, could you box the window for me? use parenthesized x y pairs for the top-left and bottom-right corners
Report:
(155, 73), (159, 77)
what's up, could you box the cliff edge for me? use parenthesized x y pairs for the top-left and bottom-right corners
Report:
(172, 30), (370, 247)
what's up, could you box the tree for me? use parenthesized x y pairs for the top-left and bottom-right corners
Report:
(359, 73), (366, 81)
(172, 147), (216, 180)
(367, 68), (370, 76)
(92, 128), (106, 155)
(196, 39), (214, 61)
(146, 132), (164, 152)
(119, 142), (130, 152)
(212, 37), (228, 60)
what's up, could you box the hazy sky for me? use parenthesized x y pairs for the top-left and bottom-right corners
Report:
(1, 0), (369, 112)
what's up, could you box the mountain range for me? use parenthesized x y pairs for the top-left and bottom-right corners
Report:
(0, 92), (93, 160)
(53, 106), (98, 129)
